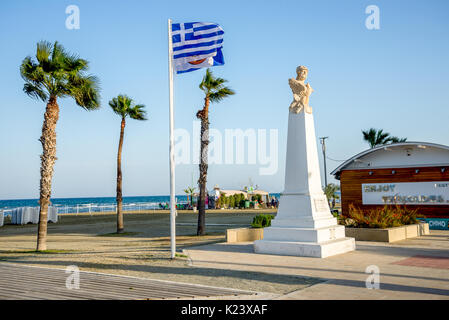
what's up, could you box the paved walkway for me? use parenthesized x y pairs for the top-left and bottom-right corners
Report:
(0, 263), (256, 300)
(184, 230), (449, 300)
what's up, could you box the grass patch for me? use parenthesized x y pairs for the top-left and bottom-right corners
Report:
(97, 232), (141, 237)
(175, 253), (188, 258)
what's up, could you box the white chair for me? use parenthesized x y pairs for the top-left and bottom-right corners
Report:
(30, 207), (40, 224)
(23, 207), (33, 224)
(11, 208), (17, 224)
(48, 206), (58, 223)
(10, 207), (33, 225)
(11, 207), (23, 224)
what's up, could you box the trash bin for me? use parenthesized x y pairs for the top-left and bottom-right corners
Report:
(244, 200), (250, 208)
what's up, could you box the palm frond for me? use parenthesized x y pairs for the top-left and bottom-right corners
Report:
(199, 68), (235, 103)
(362, 128), (407, 148)
(209, 86), (235, 102)
(129, 104), (147, 121)
(20, 40), (101, 107)
(70, 75), (100, 110)
(109, 95), (128, 117)
(388, 136), (407, 143)
(23, 82), (48, 101)
(199, 68), (228, 93)
(109, 95), (147, 121)
(35, 41), (52, 65)
(64, 56), (88, 73)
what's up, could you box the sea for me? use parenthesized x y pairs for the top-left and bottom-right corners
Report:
(0, 193), (281, 215)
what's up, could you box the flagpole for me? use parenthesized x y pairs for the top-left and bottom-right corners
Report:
(168, 18), (176, 259)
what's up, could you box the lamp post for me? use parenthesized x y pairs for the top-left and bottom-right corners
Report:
(319, 136), (329, 188)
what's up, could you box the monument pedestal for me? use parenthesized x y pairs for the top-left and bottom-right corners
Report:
(254, 111), (355, 258)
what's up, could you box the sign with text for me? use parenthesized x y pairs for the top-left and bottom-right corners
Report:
(418, 218), (449, 230)
(362, 181), (449, 205)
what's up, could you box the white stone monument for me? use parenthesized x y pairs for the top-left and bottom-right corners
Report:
(254, 66), (355, 258)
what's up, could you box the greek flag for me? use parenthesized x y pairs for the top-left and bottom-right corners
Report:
(171, 22), (224, 74)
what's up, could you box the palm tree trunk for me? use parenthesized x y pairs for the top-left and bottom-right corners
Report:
(116, 118), (126, 233)
(36, 96), (59, 251)
(197, 98), (209, 236)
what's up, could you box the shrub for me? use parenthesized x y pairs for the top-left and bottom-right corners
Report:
(223, 195), (229, 208)
(233, 194), (240, 208)
(237, 193), (245, 208)
(251, 214), (275, 228)
(229, 196), (235, 208)
(342, 204), (422, 229)
(234, 194), (241, 208)
(218, 195), (228, 208)
(217, 196), (224, 208)
(251, 194), (262, 202)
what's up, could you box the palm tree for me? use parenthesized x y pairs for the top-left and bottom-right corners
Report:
(196, 69), (235, 235)
(362, 128), (407, 148)
(20, 41), (100, 251)
(324, 183), (340, 209)
(184, 186), (195, 207)
(109, 95), (147, 233)
(389, 136), (408, 144)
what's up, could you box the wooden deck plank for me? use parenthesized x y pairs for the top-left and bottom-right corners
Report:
(0, 265), (245, 296)
(0, 263), (255, 300)
(0, 272), (230, 298)
(0, 273), (183, 299)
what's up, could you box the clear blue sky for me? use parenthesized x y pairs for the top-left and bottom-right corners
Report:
(0, 0), (448, 200)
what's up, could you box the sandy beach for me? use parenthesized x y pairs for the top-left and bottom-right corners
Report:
(0, 209), (320, 295)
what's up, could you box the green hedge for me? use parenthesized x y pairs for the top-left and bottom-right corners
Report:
(251, 214), (275, 228)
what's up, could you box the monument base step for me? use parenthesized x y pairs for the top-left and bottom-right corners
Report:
(253, 237), (356, 258)
(263, 225), (346, 243)
(271, 216), (337, 229)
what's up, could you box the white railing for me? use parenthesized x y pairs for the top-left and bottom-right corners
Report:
(1, 201), (190, 216)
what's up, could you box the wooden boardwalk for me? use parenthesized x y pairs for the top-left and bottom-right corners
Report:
(0, 263), (256, 300)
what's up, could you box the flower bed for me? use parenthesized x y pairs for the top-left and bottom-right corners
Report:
(345, 223), (429, 242)
(340, 204), (429, 242)
(340, 204), (423, 229)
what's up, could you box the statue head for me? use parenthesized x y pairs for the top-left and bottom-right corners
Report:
(296, 65), (308, 81)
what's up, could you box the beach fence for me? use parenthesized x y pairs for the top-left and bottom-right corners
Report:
(61, 201), (189, 215)
(0, 200), (190, 225)
(63, 202), (164, 215)
(1, 201), (180, 216)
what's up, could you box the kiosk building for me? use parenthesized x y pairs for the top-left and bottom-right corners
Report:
(331, 142), (449, 218)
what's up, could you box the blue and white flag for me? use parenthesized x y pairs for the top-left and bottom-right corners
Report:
(171, 22), (224, 74)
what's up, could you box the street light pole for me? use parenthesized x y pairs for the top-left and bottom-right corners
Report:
(319, 137), (329, 189)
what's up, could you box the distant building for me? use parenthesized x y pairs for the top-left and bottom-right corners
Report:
(331, 142), (449, 218)
(215, 187), (271, 203)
